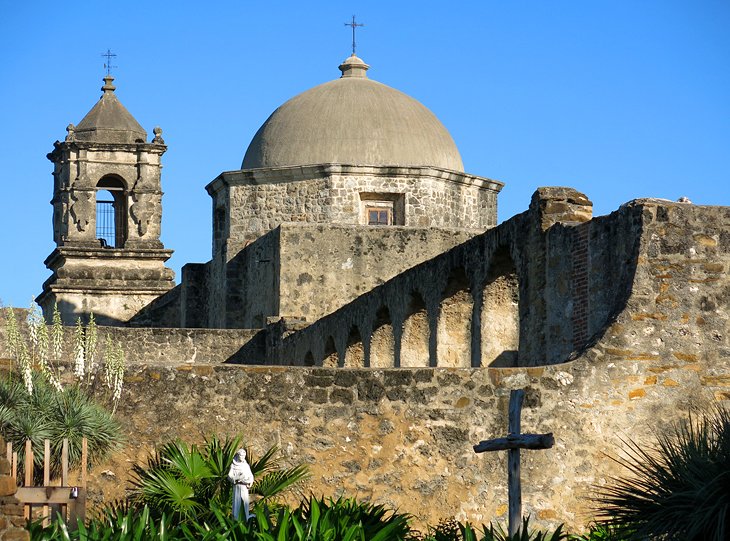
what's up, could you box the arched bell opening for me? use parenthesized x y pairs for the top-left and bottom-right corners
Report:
(481, 247), (520, 367)
(96, 175), (127, 248)
(400, 292), (429, 367)
(436, 267), (472, 367)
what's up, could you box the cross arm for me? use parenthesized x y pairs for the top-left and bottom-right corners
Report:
(473, 433), (554, 453)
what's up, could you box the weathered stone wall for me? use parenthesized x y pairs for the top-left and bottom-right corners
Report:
(0, 437), (28, 541)
(202, 224), (477, 329)
(71, 195), (729, 531)
(208, 164), (502, 254)
(272, 191), (721, 371)
(92, 340), (728, 532)
(0, 323), (263, 365)
(277, 225), (477, 322)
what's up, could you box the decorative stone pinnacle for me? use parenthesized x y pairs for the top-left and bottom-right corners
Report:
(102, 75), (116, 94)
(152, 126), (165, 144)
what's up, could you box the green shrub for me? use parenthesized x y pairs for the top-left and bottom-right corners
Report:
(31, 497), (411, 541)
(594, 405), (730, 540)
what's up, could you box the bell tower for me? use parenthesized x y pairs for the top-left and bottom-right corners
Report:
(37, 75), (175, 324)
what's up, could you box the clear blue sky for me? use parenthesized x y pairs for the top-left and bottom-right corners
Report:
(0, 1), (728, 309)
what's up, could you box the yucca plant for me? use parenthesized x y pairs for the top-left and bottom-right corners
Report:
(594, 405), (730, 540)
(127, 434), (309, 523)
(0, 374), (122, 481)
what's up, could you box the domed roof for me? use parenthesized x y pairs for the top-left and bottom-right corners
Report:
(241, 55), (463, 171)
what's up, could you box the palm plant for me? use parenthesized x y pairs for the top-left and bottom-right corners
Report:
(127, 434), (309, 523)
(594, 405), (730, 540)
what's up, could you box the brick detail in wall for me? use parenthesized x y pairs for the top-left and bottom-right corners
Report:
(572, 224), (590, 350)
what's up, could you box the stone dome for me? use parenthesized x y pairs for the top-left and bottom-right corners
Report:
(241, 55), (463, 171)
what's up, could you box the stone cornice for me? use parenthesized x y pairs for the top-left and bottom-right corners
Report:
(206, 163), (504, 195)
(44, 247), (174, 267)
(47, 140), (166, 162)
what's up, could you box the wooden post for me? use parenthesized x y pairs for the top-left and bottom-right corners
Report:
(473, 389), (555, 537)
(508, 389), (523, 537)
(81, 437), (88, 489)
(5, 442), (10, 464)
(61, 438), (69, 487)
(24, 440), (33, 520)
(12, 451), (17, 481)
(43, 439), (51, 525)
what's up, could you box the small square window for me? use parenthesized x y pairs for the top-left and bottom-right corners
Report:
(367, 207), (392, 226)
(359, 193), (405, 226)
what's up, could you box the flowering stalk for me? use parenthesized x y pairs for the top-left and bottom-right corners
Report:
(73, 317), (85, 379)
(5, 307), (21, 362)
(85, 313), (98, 384)
(51, 303), (63, 360)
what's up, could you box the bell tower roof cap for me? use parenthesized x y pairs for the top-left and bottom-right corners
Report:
(73, 76), (147, 144)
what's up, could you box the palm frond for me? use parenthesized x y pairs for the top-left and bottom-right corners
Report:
(251, 464), (310, 500)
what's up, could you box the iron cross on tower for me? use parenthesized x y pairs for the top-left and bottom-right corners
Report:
(344, 15), (364, 56)
(101, 49), (117, 75)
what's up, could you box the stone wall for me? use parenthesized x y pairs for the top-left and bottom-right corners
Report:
(73, 193), (729, 531)
(271, 191), (727, 371)
(92, 337), (728, 532)
(202, 224), (477, 329)
(0, 437), (28, 541)
(208, 164), (502, 254)
(0, 322), (263, 365)
(277, 225), (477, 323)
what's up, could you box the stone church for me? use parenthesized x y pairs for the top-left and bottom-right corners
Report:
(24, 52), (729, 528)
(39, 54), (504, 349)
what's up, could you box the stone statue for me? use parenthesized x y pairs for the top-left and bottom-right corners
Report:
(227, 448), (254, 520)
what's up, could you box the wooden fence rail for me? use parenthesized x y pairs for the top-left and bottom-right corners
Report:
(5, 437), (87, 526)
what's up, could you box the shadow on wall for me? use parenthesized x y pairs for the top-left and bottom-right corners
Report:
(489, 350), (519, 368)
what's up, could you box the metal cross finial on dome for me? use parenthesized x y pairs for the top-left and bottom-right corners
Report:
(344, 15), (364, 56)
(101, 49), (117, 76)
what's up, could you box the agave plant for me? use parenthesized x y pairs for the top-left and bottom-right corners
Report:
(128, 434), (309, 523)
(594, 405), (730, 540)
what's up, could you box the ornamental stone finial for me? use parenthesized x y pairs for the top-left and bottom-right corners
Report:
(101, 75), (116, 94)
(65, 123), (75, 142)
(339, 55), (369, 79)
(152, 126), (165, 144)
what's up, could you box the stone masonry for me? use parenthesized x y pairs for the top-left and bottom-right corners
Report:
(0, 437), (28, 541)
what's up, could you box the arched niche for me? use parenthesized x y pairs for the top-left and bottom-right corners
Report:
(96, 175), (127, 248)
(343, 325), (364, 367)
(481, 247), (520, 367)
(436, 267), (472, 367)
(400, 292), (429, 367)
(370, 306), (395, 368)
(303, 351), (315, 366)
(322, 336), (338, 367)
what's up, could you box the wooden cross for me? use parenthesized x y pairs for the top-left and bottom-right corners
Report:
(473, 389), (555, 536)
(101, 48), (117, 75)
(344, 15), (364, 56)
